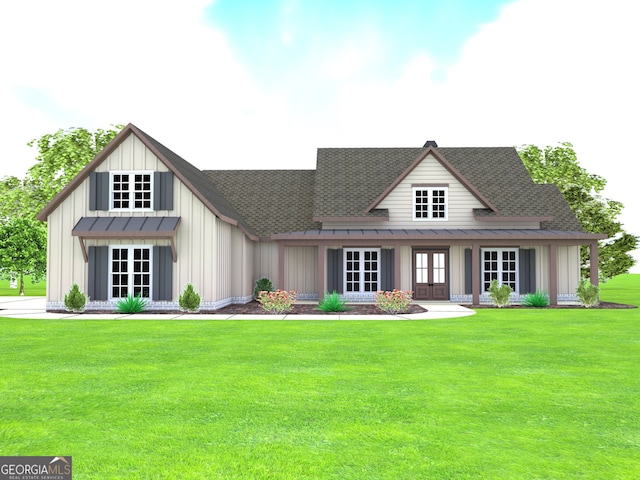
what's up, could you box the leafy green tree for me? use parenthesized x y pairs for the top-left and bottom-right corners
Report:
(24, 125), (123, 216)
(0, 176), (32, 221)
(0, 216), (47, 295)
(518, 142), (637, 279)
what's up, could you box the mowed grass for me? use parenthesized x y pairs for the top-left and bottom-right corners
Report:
(1, 277), (639, 479)
(0, 276), (45, 296)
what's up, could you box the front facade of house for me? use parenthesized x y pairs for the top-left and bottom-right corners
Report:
(38, 124), (605, 311)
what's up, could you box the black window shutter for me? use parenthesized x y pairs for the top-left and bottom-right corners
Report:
(153, 246), (173, 301)
(89, 172), (109, 211)
(88, 246), (109, 300)
(380, 249), (394, 291)
(464, 248), (472, 294)
(154, 172), (174, 210)
(326, 249), (344, 294)
(519, 249), (536, 294)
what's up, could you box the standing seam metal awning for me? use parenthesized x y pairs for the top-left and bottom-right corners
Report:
(72, 216), (181, 262)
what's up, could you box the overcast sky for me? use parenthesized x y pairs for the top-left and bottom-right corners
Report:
(2, 0), (638, 271)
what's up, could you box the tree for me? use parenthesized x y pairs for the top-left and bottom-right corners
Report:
(0, 216), (47, 295)
(24, 125), (123, 217)
(518, 142), (637, 280)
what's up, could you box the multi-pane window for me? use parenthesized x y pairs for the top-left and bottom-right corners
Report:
(111, 246), (152, 299)
(414, 187), (448, 220)
(111, 172), (153, 210)
(482, 248), (518, 292)
(345, 248), (379, 293)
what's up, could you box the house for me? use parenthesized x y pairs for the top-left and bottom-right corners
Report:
(37, 124), (606, 311)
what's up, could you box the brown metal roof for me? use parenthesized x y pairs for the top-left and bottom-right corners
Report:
(72, 216), (181, 262)
(272, 228), (607, 242)
(72, 216), (181, 235)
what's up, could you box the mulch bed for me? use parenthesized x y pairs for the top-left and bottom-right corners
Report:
(45, 301), (635, 315)
(463, 301), (636, 309)
(212, 301), (427, 315)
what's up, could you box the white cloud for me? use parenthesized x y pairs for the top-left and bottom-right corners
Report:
(1, 0), (638, 269)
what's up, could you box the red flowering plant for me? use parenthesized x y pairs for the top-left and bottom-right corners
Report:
(375, 289), (414, 314)
(257, 289), (298, 314)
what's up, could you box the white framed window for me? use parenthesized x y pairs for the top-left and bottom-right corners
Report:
(109, 246), (153, 299)
(413, 187), (448, 220)
(110, 171), (154, 211)
(482, 248), (518, 292)
(344, 248), (380, 293)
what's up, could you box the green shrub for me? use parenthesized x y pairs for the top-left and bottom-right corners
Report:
(487, 280), (512, 308)
(521, 290), (549, 307)
(576, 279), (599, 308)
(317, 291), (350, 312)
(254, 277), (274, 300)
(64, 283), (87, 312)
(179, 283), (201, 312)
(115, 294), (147, 314)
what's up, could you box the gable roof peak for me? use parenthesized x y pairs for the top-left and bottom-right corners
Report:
(423, 140), (438, 148)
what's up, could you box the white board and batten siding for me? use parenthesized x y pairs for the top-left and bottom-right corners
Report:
(45, 133), (255, 306)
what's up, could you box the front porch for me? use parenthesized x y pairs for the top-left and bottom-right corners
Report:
(272, 229), (605, 306)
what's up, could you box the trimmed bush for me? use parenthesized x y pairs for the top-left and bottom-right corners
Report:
(317, 291), (351, 312)
(179, 283), (201, 312)
(576, 279), (599, 308)
(254, 277), (274, 300)
(64, 283), (87, 313)
(522, 290), (550, 307)
(487, 280), (512, 308)
(115, 294), (147, 314)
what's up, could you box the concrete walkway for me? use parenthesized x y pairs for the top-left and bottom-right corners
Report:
(0, 296), (475, 320)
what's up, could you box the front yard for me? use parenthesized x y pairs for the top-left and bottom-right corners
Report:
(1, 276), (639, 479)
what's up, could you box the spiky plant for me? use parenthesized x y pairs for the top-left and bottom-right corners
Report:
(316, 291), (351, 312)
(521, 290), (549, 307)
(115, 294), (147, 314)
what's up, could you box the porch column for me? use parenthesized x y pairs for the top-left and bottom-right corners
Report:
(317, 245), (325, 300)
(589, 241), (599, 286)
(278, 243), (285, 290)
(472, 242), (480, 306)
(548, 243), (558, 305)
(394, 243), (402, 291)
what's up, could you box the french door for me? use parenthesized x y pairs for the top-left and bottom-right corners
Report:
(413, 249), (449, 300)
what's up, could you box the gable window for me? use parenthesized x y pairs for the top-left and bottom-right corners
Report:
(110, 246), (152, 299)
(344, 248), (380, 293)
(111, 171), (153, 210)
(413, 186), (448, 220)
(482, 248), (518, 292)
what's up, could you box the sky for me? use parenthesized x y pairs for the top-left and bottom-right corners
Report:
(1, 0), (639, 271)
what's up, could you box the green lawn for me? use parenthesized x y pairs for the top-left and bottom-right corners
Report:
(1, 276), (639, 479)
(0, 275), (45, 296)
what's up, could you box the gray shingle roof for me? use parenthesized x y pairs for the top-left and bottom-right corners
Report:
(206, 146), (585, 236)
(37, 123), (586, 237)
(205, 170), (320, 238)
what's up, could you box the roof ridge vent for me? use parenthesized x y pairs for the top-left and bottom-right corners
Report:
(423, 140), (438, 148)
